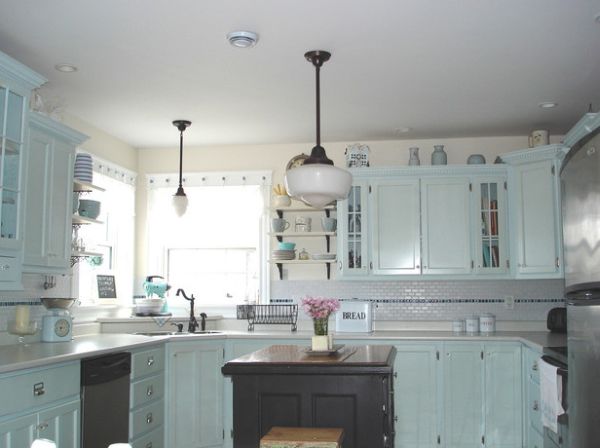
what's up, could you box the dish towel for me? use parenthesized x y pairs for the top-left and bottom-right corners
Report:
(540, 358), (565, 433)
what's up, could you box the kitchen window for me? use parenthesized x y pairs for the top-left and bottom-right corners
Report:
(146, 171), (270, 312)
(73, 164), (136, 305)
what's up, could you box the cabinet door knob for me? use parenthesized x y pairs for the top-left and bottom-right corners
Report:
(533, 400), (539, 411)
(37, 422), (48, 431)
(146, 443), (153, 448)
(146, 412), (153, 424)
(532, 361), (538, 371)
(146, 385), (154, 396)
(147, 356), (155, 366)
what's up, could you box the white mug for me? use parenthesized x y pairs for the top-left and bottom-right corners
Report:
(529, 130), (549, 148)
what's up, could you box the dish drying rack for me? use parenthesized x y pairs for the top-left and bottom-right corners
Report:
(247, 305), (298, 332)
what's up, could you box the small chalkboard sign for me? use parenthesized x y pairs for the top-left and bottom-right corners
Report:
(97, 275), (117, 299)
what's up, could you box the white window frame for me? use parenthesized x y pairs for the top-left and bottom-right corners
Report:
(145, 170), (271, 316)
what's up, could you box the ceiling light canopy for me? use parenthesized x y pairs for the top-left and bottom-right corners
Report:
(284, 50), (352, 209)
(227, 31), (259, 48)
(55, 63), (78, 73)
(172, 119), (191, 217)
(538, 101), (558, 109)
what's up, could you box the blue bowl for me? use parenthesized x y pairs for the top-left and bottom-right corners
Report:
(78, 199), (101, 219)
(278, 242), (296, 250)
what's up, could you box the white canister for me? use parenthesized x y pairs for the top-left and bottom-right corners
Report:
(466, 316), (480, 334)
(480, 313), (496, 334)
(452, 319), (466, 334)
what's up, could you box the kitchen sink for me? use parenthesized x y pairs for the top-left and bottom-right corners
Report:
(134, 330), (223, 336)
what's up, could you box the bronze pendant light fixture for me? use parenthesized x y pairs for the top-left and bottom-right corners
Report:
(285, 50), (352, 208)
(172, 119), (191, 216)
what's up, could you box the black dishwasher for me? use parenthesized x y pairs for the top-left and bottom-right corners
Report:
(81, 352), (131, 448)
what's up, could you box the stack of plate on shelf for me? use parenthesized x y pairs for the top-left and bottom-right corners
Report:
(74, 153), (93, 183)
(311, 253), (337, 261)
(271, 249), (296, 261)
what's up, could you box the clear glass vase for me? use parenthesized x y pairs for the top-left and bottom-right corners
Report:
(313, 317), (329, 336)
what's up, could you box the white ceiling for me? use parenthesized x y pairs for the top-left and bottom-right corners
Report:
(0, 0), (599, 148)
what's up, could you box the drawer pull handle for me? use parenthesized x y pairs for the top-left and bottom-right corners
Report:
(146, 412), (153, 424)
(146, 443), (153, 448)
(146, 385), (154, 396)
(532, 361), (538, 371)
(37, 422), (48, 431)
(533, 400), (539, 411)
(147, 356), (155, 366)
(33, 382), (45, 396)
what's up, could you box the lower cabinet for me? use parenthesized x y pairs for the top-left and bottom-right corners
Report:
(443, 342), (522, 448)
(166, 339), (225, 448)
(0, 361), (80, 448)
(523, 347), (543, 448)
(393, 343), (440, 448)
(129, 346), (166, 448)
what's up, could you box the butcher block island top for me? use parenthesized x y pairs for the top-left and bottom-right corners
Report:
(222, 345), (396, 448)
(221, 344), (396, 375)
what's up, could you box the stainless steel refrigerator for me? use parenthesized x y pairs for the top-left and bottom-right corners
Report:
(561, 119), (600, 448)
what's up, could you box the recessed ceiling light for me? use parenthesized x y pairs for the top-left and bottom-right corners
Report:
(55, 63), (78, 73)
(538, 102), (558, 109)
(227, 31), (259, 48)
(396, 127), (413, 134)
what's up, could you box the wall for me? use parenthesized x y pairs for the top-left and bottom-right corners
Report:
(136, 134), (566, 322)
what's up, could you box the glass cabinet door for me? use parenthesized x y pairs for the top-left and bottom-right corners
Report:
(0, 86), (25, 243)
(475, 178), (508, 273)
(338, 182), (368, 276)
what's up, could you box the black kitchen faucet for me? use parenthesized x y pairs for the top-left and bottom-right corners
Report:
(176, 288), (200, 333)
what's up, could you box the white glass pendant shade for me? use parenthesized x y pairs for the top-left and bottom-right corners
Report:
(31, 440), (57, 448)
(285, 164), (352, 208)
(172, 192), (188, 217)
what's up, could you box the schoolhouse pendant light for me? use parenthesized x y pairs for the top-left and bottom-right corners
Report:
(284, 50), (352, 209)
(172, 120), (191, 217)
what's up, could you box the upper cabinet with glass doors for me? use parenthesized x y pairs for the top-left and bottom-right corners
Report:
(337, 181), (369, 276)
(0, 51), (45, 289)
(0, 52), (45, 252)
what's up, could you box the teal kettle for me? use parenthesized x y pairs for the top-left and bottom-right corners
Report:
(143, 275), (171, 298)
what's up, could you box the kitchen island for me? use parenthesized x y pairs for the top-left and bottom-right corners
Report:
(221, 344), (396, 448)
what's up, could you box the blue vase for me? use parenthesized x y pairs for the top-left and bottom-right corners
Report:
(431, 145), (447, 165)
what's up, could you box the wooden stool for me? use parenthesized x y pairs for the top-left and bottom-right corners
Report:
(260, 426), (344, 448)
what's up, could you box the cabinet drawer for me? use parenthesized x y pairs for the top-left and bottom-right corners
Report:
(0, 362), (79, 417)
(527, 379), (542, 435)
(131, 374), (164, 409)
(130, 425), (164, 448)
(130, 400), (164, 439)
(0, 255), (20, 283)
(131, 347), (164, 380)
(525, 348), (541, 384)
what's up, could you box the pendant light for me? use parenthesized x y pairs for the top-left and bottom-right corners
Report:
(172, 119), (191, 216)
(285, 50), (352, 209)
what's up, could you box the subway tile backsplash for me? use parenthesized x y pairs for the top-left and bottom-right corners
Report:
(271, 279), (565, 321)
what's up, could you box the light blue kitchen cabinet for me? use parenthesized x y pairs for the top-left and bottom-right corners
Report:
(472, 178), (509, 275)
(501, 145), (567, 278)
(337, 181), (369, 277)
(129, 345), (166, 448)
(393, 342), (441, 448)
(0, 361), (80, 448)
(421, 177), (471, 275)
(0, 413), (37, 447)
(23, 112), (87, 273)
(483, 343), (523, 448)
(443, 342), (522, 448)
(37, 399), (80, 448)
(523, 346), (543, 447)
(0, 51), (45, 289)
(166, 339), (225, 448)
(370, 178), (421, 275)
(443, 343), (483, 448)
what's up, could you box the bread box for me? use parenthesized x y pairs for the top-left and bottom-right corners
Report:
(335, 300), (373, 333)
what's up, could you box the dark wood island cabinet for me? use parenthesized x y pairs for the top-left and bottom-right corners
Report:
(221, 344), (396, 448)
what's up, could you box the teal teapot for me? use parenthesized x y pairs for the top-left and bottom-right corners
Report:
(143, 275), (171, 298)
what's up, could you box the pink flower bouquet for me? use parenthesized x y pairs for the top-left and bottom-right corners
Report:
(301, 296), (340, 335)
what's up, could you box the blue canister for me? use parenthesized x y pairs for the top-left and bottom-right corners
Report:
(431, 145), (447, 165)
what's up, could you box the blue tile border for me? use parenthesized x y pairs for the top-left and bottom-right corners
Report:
(0, 300), (42, 306)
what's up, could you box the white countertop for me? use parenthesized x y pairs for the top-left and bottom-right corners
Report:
(0, 330), (566, 374)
